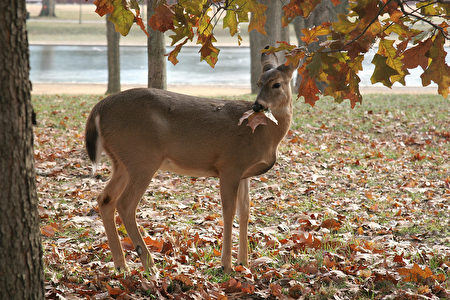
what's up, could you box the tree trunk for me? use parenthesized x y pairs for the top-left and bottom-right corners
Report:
(106, 15), (121, 94)
(0, 0), (44, 299)
(147, 0), (167, 89)
(39, 0), (56, 17)
(249, 0), (284, 94)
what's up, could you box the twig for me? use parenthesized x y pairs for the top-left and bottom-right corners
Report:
(397, 0), (450, 40)
(321, 0), (395, 54)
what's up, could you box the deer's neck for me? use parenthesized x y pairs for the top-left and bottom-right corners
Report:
(269, 103), (293, 142)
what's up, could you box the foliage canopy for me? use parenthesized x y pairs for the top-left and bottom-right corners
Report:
(94, 0), (450, 107)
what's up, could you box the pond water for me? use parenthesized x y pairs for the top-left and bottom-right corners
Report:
(29, 45), (443, 87)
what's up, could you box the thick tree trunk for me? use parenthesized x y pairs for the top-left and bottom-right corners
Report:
(147, 0), (167, 89)
(249, 0), (284, 94)
(106, 15), (121, 94)
(39, 0), (56, 17)
(0, 0), (44, 299)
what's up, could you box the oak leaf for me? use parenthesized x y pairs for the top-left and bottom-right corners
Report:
(402, 37), (433, 70)
(239, 111), (267, 133)
(320, 218), (342, 231)
(420, 33), (450, 98)
(223, 10), (238, 36)
(370, 54), (398, 87)
(398, 263), (434, 283)
(238, 110), (278, 133)
(301, 23), (331, 45)
(167, 39), (188, 65)
(220, 278), (242, 293)
(247, 0), (268, 34)
(93, 0), (113, 17)
(198, 34), (220, 68)
(298, 69), (320, 106)
(148, 4), (175, 32)
(108, 0), (135, 36)
(378, 39), (409, 85)
(282, 0), (321, 26)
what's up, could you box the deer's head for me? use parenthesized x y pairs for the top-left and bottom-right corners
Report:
(252, 47), (297, 115)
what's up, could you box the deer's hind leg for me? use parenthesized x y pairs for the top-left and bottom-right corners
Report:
(97, 158), (128, 271)
(115, 161), (160, 273)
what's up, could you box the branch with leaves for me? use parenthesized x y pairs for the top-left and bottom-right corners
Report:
(93, 0), (449, 108)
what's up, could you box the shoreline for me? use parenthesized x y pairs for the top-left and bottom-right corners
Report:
(31, 83), (441, 96)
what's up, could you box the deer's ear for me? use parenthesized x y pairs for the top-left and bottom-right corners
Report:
(277, 62), (298, 79)
(261, 46), (278, 73)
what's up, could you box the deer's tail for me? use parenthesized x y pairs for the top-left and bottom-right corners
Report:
(85, 109), (102, 173)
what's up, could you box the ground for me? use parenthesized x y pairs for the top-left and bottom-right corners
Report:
(35, 94), (449, 299)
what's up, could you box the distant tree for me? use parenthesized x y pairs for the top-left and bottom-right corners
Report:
(147, 0), (167, 89)
(39, 0), (56, 17)
(106, 14), (121, 94)
(0, 0), (44, 298)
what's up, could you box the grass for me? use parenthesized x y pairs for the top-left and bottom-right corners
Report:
(33, 92), (449, 298)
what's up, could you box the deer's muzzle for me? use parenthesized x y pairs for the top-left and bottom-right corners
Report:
(252, 102), (265, 112)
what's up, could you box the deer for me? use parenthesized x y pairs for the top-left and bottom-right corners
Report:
(85, 48), (296, 273)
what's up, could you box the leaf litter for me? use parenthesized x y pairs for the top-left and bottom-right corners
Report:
(33, 94), (449, 299)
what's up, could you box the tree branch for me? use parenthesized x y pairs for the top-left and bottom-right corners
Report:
(321, 0), (395, 54)
(397, 0), (450, 40)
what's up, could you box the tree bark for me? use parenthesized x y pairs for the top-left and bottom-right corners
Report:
(106, 15), (121, 94)
(147, 0), (167, 89)
(249, 0), (285, 94)
(0, 0), (44, 299)
(39, 0), (56, 17)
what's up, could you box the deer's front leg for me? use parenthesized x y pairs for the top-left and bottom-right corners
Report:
(219, 174), (240, 273)
(237, 178), (250, 266)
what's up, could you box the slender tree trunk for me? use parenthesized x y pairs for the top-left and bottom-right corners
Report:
(249, 0), (284, 94)
(147, 0), (167, 89)
(39, 0), (56, 17)
(106, 15), (121, 94)
(0, 0), (44, 299)
(147, 0), (167, 90)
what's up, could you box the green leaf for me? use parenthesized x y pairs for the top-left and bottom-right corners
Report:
(108, 0), (135, 36)
(178, 0), (207, 15)
(197, 7), (213, 36)
(306, 52), (323, 78)
(129, 0), (139, 11)
(223, 10), (238, 36)
(234, 0), (250, 22)
(370, 54), (398, 87)
(378, 39), (409, 85)
(421, 33), (450, 97)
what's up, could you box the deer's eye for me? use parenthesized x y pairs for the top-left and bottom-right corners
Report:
(272, 83), (281, 89)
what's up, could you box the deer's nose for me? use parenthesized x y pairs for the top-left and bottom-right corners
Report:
(252, 102), (264, 112)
